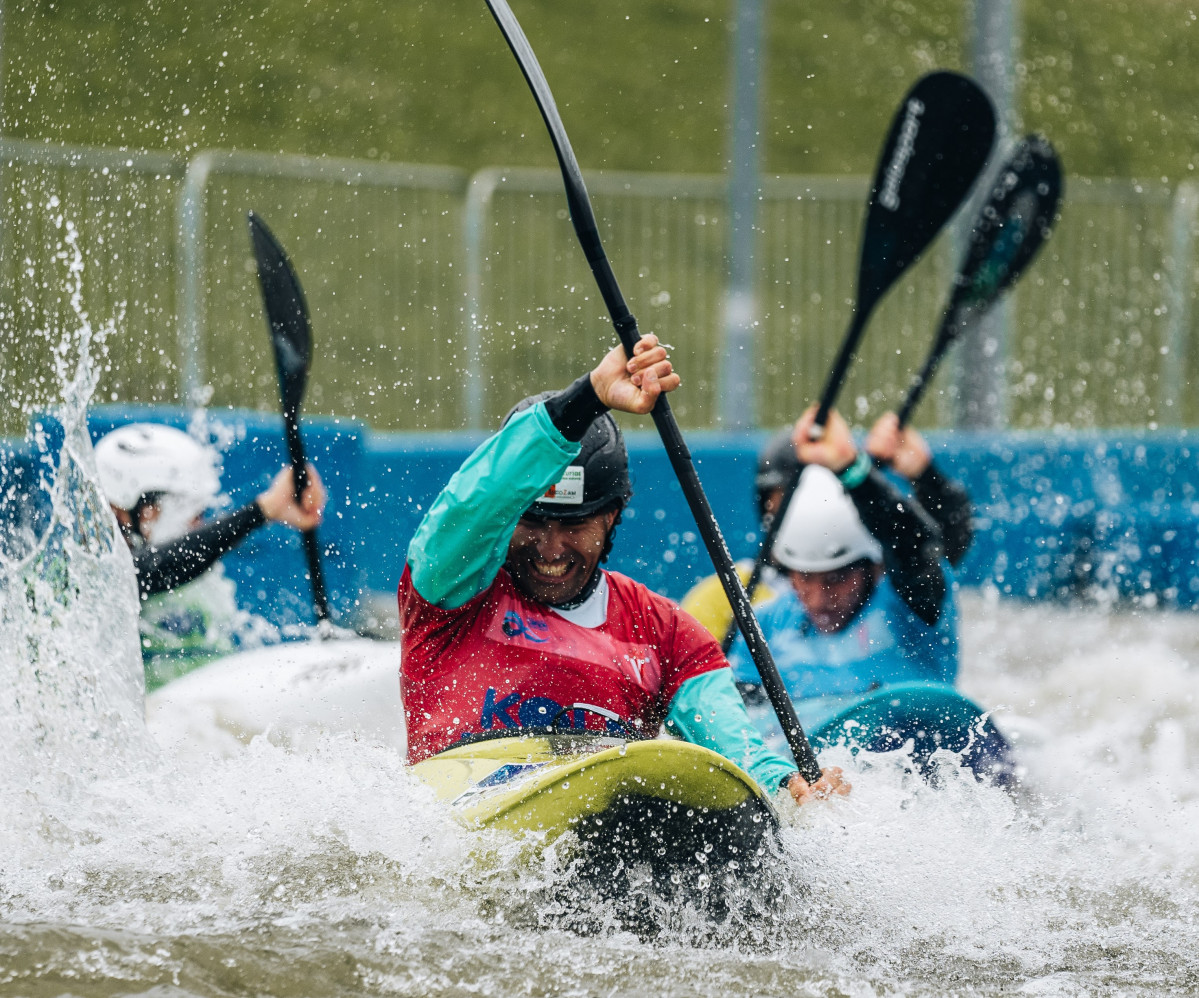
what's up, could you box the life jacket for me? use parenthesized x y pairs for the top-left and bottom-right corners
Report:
(398, 564), (725, 763)
(727, 572), (959, 702)
(139, 566), (277, 691)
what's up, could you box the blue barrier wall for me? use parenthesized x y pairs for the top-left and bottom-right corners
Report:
(936, 430), (1199, 605)
(2, 406), (1197, 629)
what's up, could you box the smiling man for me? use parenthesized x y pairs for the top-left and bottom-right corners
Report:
(398, 335), (846, 806)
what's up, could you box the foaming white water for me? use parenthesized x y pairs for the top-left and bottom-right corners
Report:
(9, 533), (1199, 996)
(0, 221), (149, 800)
(5, 234), (1199, 991)
(778, 590), (1199, 989)
(2, 732), (470, 930)
(7, 422), (1199, 998)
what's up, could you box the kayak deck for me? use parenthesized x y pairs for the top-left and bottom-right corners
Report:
(413, 732), (780, 880)
(809, 681), (1018, 787)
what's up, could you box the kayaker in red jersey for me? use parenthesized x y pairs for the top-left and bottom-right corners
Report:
(398, 334), (847, 806)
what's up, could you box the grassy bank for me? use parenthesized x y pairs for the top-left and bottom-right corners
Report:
(4, 0), (1198, 181)
(1, 1), (1196, 438)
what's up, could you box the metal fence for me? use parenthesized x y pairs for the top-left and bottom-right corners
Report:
(0, 139), (184, 433)
(1, 137), (1196, 436)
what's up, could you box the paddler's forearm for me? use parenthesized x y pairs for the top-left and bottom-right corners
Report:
(665, 669), (798, 795)
(407, 403), (579, 608)
(912, 461), (973, 568)
(134, 502), (265, 597)
(847, 467), (946, 625)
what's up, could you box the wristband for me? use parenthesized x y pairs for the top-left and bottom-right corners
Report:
(544, 373), (609, 442)
(837, 450), (872, 490)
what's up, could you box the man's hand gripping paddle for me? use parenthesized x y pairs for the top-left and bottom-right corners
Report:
(482, 0), (824, 784)
(896, 134), (1063, 428)
(720, 72), (997, 654)
(247, 211), (332, 626)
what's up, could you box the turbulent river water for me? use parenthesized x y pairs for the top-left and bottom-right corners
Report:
(5, 305), (1199, 996)
(6, 430), (1199, 998)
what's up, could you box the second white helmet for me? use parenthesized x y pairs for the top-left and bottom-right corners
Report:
(95, 423), (221, 515)
(772, 465), (883, 573)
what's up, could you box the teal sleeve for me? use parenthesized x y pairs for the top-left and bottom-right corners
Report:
(407, 403), (580, 608)
(664, 669), (798, 795)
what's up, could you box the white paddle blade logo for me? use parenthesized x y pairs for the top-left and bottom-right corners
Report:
(879, 98), (926, 211)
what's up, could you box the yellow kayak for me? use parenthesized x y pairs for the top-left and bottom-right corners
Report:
(413, 731), (779, 875)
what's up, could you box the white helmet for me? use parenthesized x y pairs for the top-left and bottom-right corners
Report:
(772, 465), (883, 573)
(95, 423), (221, 529)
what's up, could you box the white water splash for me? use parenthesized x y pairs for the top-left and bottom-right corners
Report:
(0, 220), (149, 807)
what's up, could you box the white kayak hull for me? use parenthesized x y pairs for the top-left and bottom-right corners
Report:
(145, 637), (404, 757)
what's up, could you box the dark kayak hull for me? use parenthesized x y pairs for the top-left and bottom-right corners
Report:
(808, 681), (1017, 786)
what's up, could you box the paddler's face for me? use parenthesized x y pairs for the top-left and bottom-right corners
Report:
(788, 560), (881, 634)
(507, 509), (618, 606)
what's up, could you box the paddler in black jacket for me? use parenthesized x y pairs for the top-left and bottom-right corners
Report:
(864, 411), (973, 568)
(95, 422), (326, 684)
(681, 410), (972, 641)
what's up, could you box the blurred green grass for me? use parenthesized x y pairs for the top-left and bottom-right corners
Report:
(6, 0), (1198, 180)
(1, 0), (1197, 436)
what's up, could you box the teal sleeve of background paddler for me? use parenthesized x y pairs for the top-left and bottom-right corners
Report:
(665, 669), (798, 795)
(407, 403), (580, 609)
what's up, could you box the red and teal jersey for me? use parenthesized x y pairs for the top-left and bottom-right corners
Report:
(397, 400), (800, 792)
(399, 563), (725, 762)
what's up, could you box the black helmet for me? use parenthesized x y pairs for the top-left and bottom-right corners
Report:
(504, 392), (633, 520)
(755, 428), (800, 522)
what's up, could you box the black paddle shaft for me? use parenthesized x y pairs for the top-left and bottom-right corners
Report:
(811, 71), (997, 436)
(896, 134), (1063, 428)
(483, 0), (823, 785)
(247, 211), (331, 624)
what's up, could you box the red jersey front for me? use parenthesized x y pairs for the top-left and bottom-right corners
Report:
(398, 564), (725, 763)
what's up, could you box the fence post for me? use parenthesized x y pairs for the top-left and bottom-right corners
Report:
(175, 152), (215, 409)
(721, 0), (766, 431)
(955, 0), (1020, 431)
(463, 169), (504, 431)
(1163, 181), (1198, 425)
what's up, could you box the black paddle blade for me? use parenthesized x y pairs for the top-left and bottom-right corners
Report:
(246, 211), (330, 623)
(895, 135), (1063, 427)
(857, 70), (997, 314)
(951, 133), (1063, 314)
(247, 211), (313, 421)
(812, 71), (996, 431)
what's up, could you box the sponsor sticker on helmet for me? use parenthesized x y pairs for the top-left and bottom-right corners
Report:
(539, 466), (584, 505)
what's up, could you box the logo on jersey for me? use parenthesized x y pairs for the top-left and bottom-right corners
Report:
(622, 654), (652, 685)
(501, 610), (549, 643)
(479, 688), (624, 734)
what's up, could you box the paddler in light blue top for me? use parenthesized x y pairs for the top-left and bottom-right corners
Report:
(727, 404), (957, 734)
